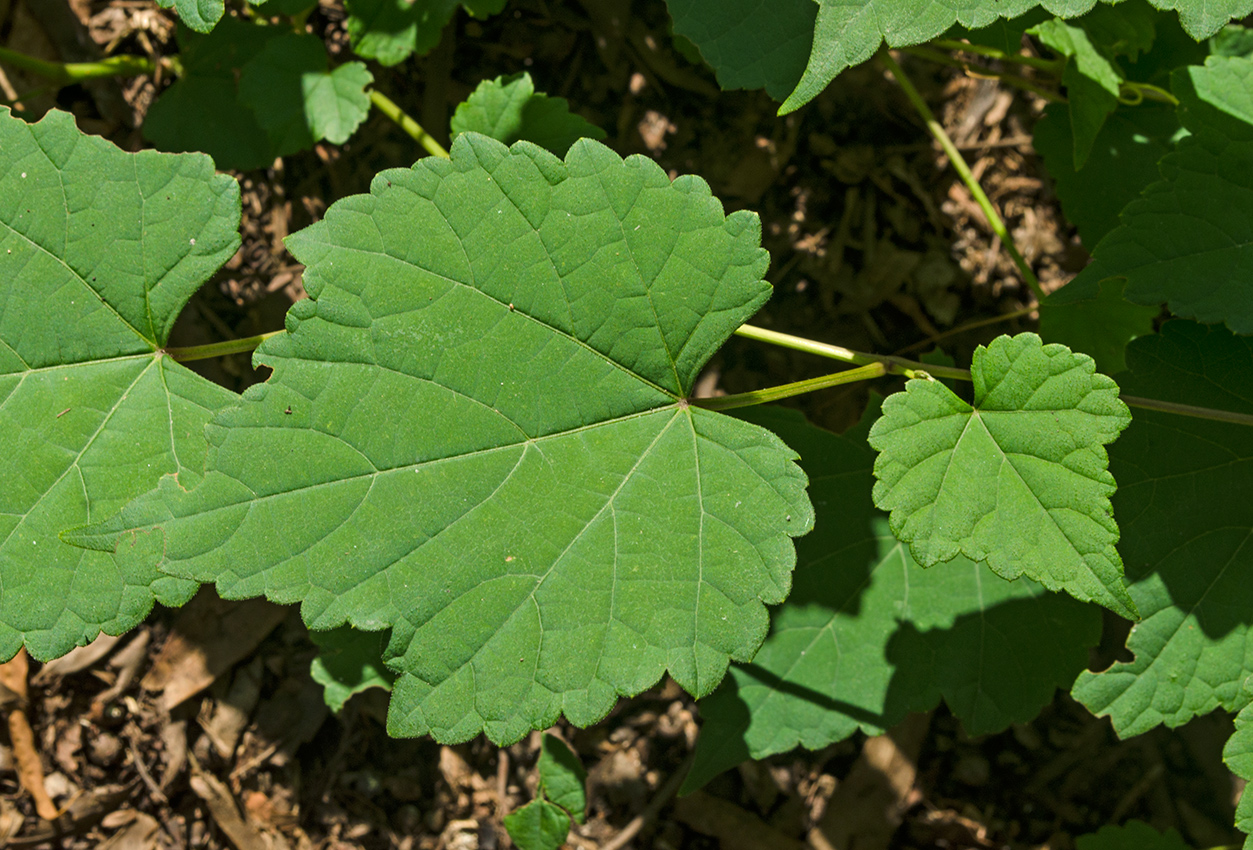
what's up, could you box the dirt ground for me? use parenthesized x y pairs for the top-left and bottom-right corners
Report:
(0, 1), (1245, 848)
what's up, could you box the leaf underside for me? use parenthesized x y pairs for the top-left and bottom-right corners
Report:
(0, 108), (240, 661)
(1072, 321), (1253, 737)
(868, 333), (1134, 617)
(70, 134), (814, 745)
(685, 405), (1099, 793)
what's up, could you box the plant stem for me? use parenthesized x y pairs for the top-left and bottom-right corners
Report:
(1120, 395), (1253, 428)
(901, 46), (1065, 103)
(692, 362), (889, 410)
(0, 45), (155, 84)
(164, 331), (285, 363)
(930, 39), (1063, 74)
(1118, 80), (1179, 106)
(734, 323), (971, 381)
(369, 89), (449, 159)
(880, 50), (1046, 302)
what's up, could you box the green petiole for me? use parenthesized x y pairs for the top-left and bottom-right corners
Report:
(164, 331), (286, 363)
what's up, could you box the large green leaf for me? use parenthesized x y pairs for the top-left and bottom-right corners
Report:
(145, 20), (372, 170)
(1039, 277), (1159, 375)
(1072, 321), (1253, 735)
(1226, 699), (1253, 849)
(450, 73), (606, 157)
(868, 333), (1134, 616)
(684, 405), (1099, 793)
(663, 1), (1252, 112)
(67, 134), (813, 744)
(1067, 55), (1253, 334)
(0, 108), (239, 660)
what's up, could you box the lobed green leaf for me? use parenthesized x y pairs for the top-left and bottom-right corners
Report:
(450, 72), (606, 157)
(0, 108), (239, 660)
(69, 134), (814, 745)
(869, 333), (1134, 616)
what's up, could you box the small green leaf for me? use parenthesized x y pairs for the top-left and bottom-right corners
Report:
(538, 734), (587, 824)
(1072, 321), (1253, 736)
(309, 626), (395, 712)
(1076, 821), (1192, 850)
(1029, 19), (1123, 169)
(1039, 277), (1159, 374)
(0, 108), (239, 660)
(68, 135), (813, 745)
(869, 333), (1135, 617)
(1075, 0), (1159, 62)
(451, 73), (606, 157)
(344, 0), (460, 66)
(145, 21), (372, 170)
(1212, 23), (1253, 58)
(1070, 55), (1253, 334)
(503, 799), (570, 850)
(684, 404), (1099, 793)
(1226, 701), (1253, 848)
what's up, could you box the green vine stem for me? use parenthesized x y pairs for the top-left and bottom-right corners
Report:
(930, 39), (1063, 74)
(738, 323), (1253, 427)
(1118, 80), (1179, 106)
(164, 331), (285, 363)
(0, 46), (156, 84)
(369, 89), (450, 159)
(734, 324), (970, 381)
(692, 362), (889, 410)
(902, 45), (1065, 103)
(880, 49), (1046, 302)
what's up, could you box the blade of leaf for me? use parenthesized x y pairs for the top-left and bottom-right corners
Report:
(344, 0), (461, 66)
(0, 107), (240, 660)
(67, 134), (814, 745)
(309, 626), (395, 713)
(1226, 700), (1253, 849)
(868, 333), (1135, 617)
(684, 404), (1099, 793)
(1072, 321), (1253, 736)
(1029, 18), (1123, 169)
(1075, 821), (1192, 850)
(503, 799), (570, 850)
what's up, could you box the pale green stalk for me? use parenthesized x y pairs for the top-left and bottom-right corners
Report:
(0, 46), (155, 83)
(930, 39), (1063, 73)
(369, 89), (449, 159)
(692, 363), (888, 410)
(880, 50), (1046, 301)
(734, 324), (970, 381)
(165, 331), (286, 363)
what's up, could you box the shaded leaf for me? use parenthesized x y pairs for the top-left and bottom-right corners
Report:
(684, 405), (1098, 792)
(1029, 18), (1124, 168)
(154, 0), (225, 33)
(869, 333), (1134, 616)
(0, 108), (239, 660)
(1072, 321), (1253, 735)
(146, 21), (372, 170)
(1039, 278), (1159, 374)
(1069, 55), (1253, 334)
(450, 72), (605, 156)
(666, 0), (816, 101)
(1033, 102), (1180, 249)
(309, 626), (395, 712)
(67, 135), (813, 745)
